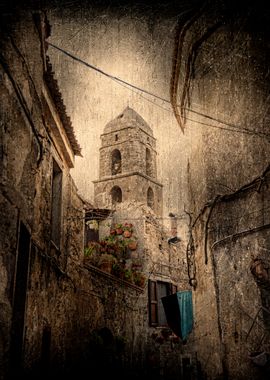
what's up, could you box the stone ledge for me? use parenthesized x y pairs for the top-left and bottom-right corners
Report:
(93, 171), (163, 187)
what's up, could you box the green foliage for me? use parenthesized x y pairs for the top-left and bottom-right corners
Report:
(84, 220), (145, 286)
(132, 271), (146, 287)
(114, 223), (123, 229)
(122, 222), (133, 232)
(84, 241), (100, 256)
(123, 268), (133, 281)
(86, 219), (99, 230)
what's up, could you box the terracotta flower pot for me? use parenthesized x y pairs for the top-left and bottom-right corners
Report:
(128, 241), (137, 250)
(134, 275), (146, 287)
(98, 254), (116, 274)
(99, 261), (113, 274)
(123, 230), (132, 238)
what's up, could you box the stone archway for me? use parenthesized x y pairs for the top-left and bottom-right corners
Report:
(111, 185), (122, 205)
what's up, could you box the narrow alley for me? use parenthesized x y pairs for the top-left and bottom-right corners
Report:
(0, 1), (270, 379)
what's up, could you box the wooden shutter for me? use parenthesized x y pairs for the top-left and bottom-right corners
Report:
(148, 280), (158, 326)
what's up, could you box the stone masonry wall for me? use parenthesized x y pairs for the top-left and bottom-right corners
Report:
(94, 175), (163, 215)
(0, 9), (86, 379)
(100, 201), (197, 379)
(99, 126), (157, 179)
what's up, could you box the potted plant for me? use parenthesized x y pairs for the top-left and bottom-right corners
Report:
(123, 222), (133, 238)
(123, 268), (133, 282)
(131, 258), (143, 271)
(112, 261), (126, 279)
(86, 219), (99, 230)
(98, 253), (117, 274)
(115, 223), (123, 235)
(127, 237), (138, 251)
(133, 271), (146, 287)
(84, 241), (100, 265)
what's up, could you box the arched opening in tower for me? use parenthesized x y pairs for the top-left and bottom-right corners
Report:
(147, 187), (154, 209)
(111, 149), (122, 175)
(146, 148), (152, 177)
(111, 186), (122, 205)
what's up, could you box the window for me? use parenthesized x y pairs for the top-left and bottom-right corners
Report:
(147, 187), (154, 209)
(111, 149), (122, 175)
(110, 186), (122, 205)
(51, 159), (62, 248)
(146, 148), (152, 176)
(10, 222), (31, 369)
(85, 219), (99, 245)
(148, 280), (177, 327)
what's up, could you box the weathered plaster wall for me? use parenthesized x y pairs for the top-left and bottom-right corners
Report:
(183, 5), (270, 379)
(0, 11), (48, 377)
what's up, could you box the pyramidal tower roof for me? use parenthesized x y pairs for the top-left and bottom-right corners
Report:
(103, 107), (153, 136)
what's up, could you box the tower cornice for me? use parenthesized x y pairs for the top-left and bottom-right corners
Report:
(93, 171), (163, 187)
(99, 139), (157, 154)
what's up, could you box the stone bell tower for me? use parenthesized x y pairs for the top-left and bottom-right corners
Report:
(93, 107), (163, 216)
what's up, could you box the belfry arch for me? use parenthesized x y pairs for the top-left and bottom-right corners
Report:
(110, 185), (122, 205)
(111, 149), (122, 175)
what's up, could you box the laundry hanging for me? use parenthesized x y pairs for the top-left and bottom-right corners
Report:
(161, 290), (193, 340)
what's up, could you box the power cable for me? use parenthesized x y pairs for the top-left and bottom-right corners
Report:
(47, 42), (270, 139)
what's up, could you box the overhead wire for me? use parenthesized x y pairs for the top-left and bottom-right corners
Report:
(47, 42), (270, 139)
(107, 72), (268, 137)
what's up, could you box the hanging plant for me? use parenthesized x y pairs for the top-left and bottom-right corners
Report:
(123, 268), (133, 281)
(98, 253), (117, 274)
(115, 223), (123, 235)
(123, 229), (132, 238)
(112, 262), (125, 279)
(128, 238), (138, 251)
(133, 271), (146, 287)
(84, 242), (100, 266)
(123, 222), (133, 238)
(86, 219), (99, 230)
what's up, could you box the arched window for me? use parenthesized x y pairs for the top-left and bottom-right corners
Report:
(111, 149), (122, 175)
(147, 187), (154, 209)
(111, 186), (122, 205)
(146, 148), (152, 177)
